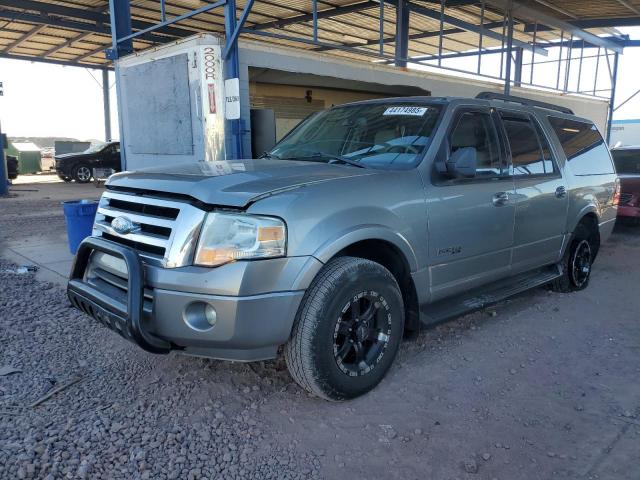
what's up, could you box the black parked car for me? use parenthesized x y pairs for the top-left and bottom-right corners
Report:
(55, 142), (121, 183)
(6, 154), (18, 180)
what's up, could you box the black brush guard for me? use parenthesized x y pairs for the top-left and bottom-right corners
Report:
(67, 237), (171, 354)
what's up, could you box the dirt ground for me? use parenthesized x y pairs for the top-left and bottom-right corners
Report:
(1, 177), (639, 480)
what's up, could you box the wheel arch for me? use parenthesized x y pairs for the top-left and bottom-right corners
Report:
(565, 210), (601, 258)
(332, 238), (420, 334)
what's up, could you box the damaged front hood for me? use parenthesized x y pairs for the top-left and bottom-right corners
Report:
(106, 159), (376, 207)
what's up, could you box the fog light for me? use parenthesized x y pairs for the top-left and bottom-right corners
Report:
(183, 302), (217, 332)
(204, 304), (217, 327)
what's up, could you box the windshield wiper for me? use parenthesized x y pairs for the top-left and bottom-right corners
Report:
(258, 151), (281, 159)
(296, 151), (367, 169)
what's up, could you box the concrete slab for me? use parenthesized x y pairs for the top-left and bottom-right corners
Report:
(5, 241), (73, 265)
(44, 259), (74, 278)
(1, 174), (103, 287)
(2, 247), (70, 286)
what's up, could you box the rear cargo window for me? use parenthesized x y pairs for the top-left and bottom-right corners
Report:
(547, 117), (614, 175)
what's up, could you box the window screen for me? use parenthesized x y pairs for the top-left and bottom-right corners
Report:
(501, 115), (549, 176)
(547, 117), (615, 175)
(449, 111), (502, 175)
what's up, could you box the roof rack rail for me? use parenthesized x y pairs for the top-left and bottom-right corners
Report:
(475, 92), (574, 115)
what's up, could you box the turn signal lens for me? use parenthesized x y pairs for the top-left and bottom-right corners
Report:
(194, 213), (286, 267)
(612, 179), (621, 206)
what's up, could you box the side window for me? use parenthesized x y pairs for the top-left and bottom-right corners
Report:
(547, 117), (615, 176)
(533, 121), (557, 174)
(449, 111), (502, 176)
(501, 113), (551, 176)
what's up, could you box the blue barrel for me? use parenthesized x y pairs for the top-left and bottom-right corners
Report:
(63, 200), (99, 254)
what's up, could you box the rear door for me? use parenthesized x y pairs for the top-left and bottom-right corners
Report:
(426, 106), (516, 301)
(497, 110), (568, 272)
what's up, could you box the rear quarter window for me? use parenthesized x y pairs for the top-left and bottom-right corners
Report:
(547, 117), (615, 176)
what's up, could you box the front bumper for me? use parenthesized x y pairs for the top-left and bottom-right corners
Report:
(67, 237), (312, 361)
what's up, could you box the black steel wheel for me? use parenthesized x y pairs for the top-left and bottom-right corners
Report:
(285, 256), (404, 400)
(570, 239), (592, 288)
(551, 223), (596, 292)
(333, 293), (392, 377)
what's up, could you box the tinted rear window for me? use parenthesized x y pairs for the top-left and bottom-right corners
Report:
(547, 117), (614, 175)
(611, 149), (640, 174)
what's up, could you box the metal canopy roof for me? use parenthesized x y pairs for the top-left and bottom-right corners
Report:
(0, 0), (637, 69)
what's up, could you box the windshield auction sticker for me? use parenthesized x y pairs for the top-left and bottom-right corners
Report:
(383, 106), (428, 116)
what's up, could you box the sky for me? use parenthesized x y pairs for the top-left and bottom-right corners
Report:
(0, 61), (118, 141)
(0, 27), (639, 141)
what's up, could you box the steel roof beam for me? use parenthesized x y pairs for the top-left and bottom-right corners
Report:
(613, 0), (640, 16)
(41, 31), (93, 57)
(246, 1), (378, 32)
(315, 18), (508, 52)
(486, 0), (624, 52)
(74, 44), (109, 62)
(2, 23), (47, 52)
(0, 51), (111, 69)
(0, 0), (192, 38)
(405, 1), (548, 55)
(533, 36), (633, 50)
(524, 17), (640, 31)
(0, 9), (171, 44)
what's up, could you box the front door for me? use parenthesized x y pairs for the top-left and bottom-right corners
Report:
(426, 107), (516, 301)
(497, 110), (568, 272)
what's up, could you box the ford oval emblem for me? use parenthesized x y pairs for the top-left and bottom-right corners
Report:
(111, 216), (138, 235)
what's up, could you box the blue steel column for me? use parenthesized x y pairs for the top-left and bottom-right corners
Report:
(395, 0), (409, 67)
(102, 69), (112, 142)
(514, 47), (523, 87)
(225, 0), (244, 159)
(109, 0), (133, 57)
(0, 121), (7, 195)
(606, 52), (619, 144)
(503, 5), (514, 95)
(108, 0), (133, 169)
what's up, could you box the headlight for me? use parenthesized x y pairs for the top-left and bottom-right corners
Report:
(194, 212), (286, 267)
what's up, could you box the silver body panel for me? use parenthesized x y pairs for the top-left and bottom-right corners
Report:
(85, 96), (618, 360)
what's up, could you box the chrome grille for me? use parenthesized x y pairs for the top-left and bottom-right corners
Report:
(93, 190), (207, 267)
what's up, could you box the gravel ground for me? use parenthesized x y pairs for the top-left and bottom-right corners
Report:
(1, 182), (640, 479)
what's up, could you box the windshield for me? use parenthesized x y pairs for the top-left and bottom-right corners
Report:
(269, 102), (442, 169)
(84, 142), (107, 154)
(612, 149), (640, 174)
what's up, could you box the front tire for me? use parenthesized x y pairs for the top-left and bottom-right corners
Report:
(551, 223), (596, 293)
(284, 257), (404, 400)
(72, 165), (92, 183)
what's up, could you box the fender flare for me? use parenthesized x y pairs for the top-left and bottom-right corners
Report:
(311, 225), (419, 273)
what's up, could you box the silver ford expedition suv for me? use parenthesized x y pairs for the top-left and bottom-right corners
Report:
(67, 92), (619, 400)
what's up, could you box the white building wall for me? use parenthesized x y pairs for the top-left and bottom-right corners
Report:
(238, 39), (610, 139)
(610, 120), (640, 147)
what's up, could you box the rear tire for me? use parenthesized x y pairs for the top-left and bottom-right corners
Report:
(284, 256), (404, 401)
(72, 165), (92, 183)
(551, 223), (596, 293)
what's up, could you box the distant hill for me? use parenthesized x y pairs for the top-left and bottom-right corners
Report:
(8, 137), (103, 149)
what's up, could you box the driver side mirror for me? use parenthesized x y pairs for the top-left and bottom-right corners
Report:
(446, 147), (477, 178)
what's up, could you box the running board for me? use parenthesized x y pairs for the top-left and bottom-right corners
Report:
(421, 265), (562, 325)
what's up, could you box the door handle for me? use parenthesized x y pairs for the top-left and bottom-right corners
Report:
(492, 191), (509, 206)
(555, 186), (567, 198)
